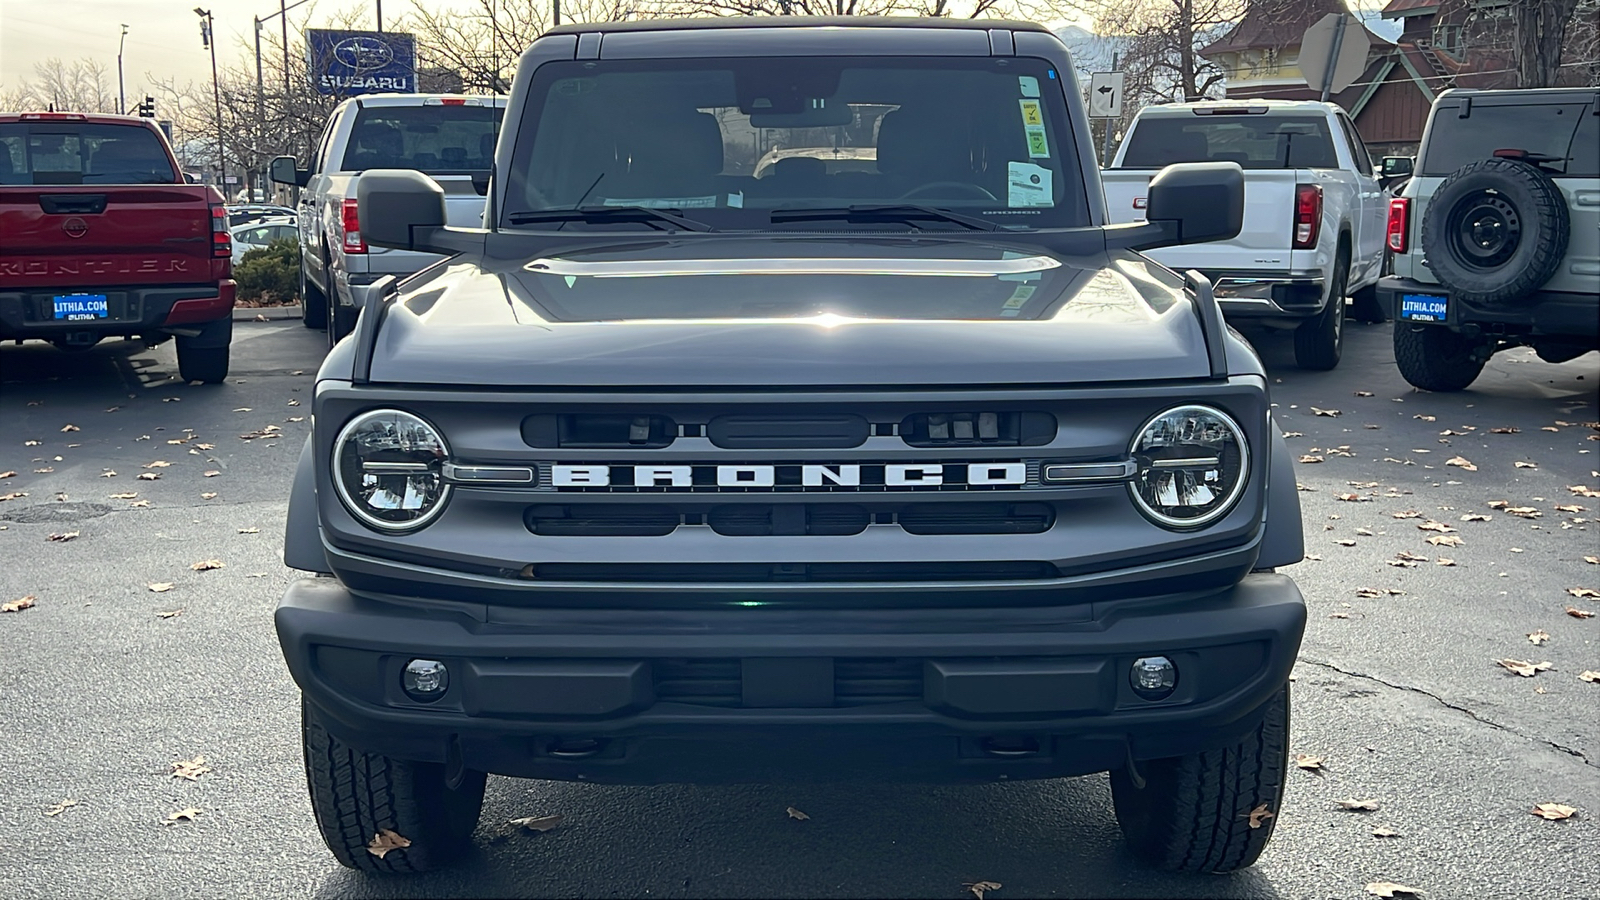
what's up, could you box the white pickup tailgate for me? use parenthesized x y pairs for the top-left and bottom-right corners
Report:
(1103, 168), (1307, 273)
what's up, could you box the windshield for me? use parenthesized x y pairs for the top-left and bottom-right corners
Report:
(1119, 115), (1339, 169)
(341, 104), (504, 174)
(0, 123), (178, 185)
(502, 56), (1089, 230)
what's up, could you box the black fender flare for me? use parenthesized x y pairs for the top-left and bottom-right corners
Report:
(1256, 416), (1305, 569)
(284, 436), (332, 573)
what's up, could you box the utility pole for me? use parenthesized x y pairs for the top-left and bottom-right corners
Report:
(196, 8), (227, 196)
(255, 17), (267, 198)
(554, 0), (561, 27)
(117, 25), (129, 114)
(376, 0), (383, 31)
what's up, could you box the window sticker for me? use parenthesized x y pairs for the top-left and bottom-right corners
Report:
(727, 192), (744, 209)
(1018, 100), (1049, 158)
(1007, 161), (1053, 208)
(1001, 284), (1037, 317)
(1019, 76), (1040, 98)
(1018, 99), (1043, 127)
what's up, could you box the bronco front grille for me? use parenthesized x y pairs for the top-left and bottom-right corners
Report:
(523, 502), (1056, 537)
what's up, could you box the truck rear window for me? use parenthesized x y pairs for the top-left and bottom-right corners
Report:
(502, 56), (1090, 230)
(1119, 115), (1339, 169)
(341, 104), (504, 174)
(0, 123), (178, 185)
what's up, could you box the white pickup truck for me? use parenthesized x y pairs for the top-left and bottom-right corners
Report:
(270, 94), (506, 343)
(1102, 100), (1388, 369)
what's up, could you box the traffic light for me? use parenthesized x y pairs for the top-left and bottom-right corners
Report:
(138, 96), (155, 118)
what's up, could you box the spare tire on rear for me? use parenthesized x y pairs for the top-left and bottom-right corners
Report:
(1420, 158), (1568, 305)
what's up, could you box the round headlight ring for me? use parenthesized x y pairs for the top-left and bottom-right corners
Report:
(332, 408), (452, 533)
(1127, 404), (1250, 530)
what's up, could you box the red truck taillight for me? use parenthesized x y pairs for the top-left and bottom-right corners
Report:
(341, 198), (367, 254)
(1386, 197), (1410, 254)
(1292, 183), (1322, 250)
(211, 205), (231, 258)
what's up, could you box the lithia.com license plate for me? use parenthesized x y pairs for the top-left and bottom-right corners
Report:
(53, 293), (110, 320)
(1399, 293), (1448, 323)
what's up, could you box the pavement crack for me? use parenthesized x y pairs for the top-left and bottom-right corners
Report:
(1298, 655), (1598, 771)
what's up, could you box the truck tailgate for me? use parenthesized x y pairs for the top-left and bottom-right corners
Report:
(364, 175), (487, 271)
(0, 185), (218, 288)
(1102, 168), (1300, 273)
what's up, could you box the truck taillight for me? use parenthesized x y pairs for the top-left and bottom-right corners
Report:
(211, 205), (231, 258)
(1292, 183), (1322, 250)
(341, 198), (366, 254)
(1386, 197), (1410, 254)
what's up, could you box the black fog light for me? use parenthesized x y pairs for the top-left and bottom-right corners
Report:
(402, 658), (448, 702)
(1130, 656), (1177, 700)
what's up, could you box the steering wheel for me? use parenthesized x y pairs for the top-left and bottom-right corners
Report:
(897, 181), (999, 202)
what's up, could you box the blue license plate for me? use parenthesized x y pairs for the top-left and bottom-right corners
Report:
(1400, 293), (1448, 323)
(53, 294), (109, 320)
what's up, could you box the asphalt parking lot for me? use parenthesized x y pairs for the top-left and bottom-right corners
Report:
(1, 319), (1597, 900)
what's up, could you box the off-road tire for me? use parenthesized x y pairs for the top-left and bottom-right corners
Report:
(328, 298), (357, 346)
(1111, 686), (1290, 874)
(1421, 158), (1569, 305)
(1393, 322), (1487, 392)
(1293, 252), (1347, 370)
(301, 259), (328, 330)
(302, 699), (486, 873)
(176, 342), (229, 384)
(1349, 283), (1385, 323)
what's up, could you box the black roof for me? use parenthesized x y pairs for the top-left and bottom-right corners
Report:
(543, 15), (1053, 37)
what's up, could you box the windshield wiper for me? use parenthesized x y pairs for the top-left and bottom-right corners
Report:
(507, 206), (713, 232)
(769, 204), (1001, 232)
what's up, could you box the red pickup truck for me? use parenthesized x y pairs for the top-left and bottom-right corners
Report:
(0, 112), (236, 383)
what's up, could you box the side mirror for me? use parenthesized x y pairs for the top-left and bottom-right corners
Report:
(1380, 156), (1414, 178)
(356, 169), (447, 252)
(1106, 161), (1244, 251)
(270, 155), (310, 187)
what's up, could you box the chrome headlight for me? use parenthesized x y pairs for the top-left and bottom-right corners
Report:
(1128, 405), (1249, 529)
(332, 409), (450, 532)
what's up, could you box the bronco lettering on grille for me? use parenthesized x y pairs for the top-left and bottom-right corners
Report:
(552, 462), (1029, 490)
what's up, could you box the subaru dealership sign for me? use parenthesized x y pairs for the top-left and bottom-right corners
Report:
(306, 29), (416, 95)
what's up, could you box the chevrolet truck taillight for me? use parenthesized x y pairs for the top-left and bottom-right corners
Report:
(341, 198), (367, 254)
(1292, 184), (1322, 250)
(211, 205), (231, 257)
(1386, 197), (1410, 253)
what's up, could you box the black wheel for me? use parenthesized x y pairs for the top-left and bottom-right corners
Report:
(328, 297), (357, 347)
(1393, 322), (1487, 392)
(302, 699), (486, 873)
(1349, 283), (1385, 323)
(1111, 686), (1290, 874)
(301, 258), (328, 330)
(1421, 158), (1569, 305)
(176, 344), (229, 383)
(1293, 252), (1347, 371)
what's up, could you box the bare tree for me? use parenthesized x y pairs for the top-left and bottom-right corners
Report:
(1510, 0), (1585, 87)
(0, 58), (118, 113)
(1089, 0), (1250, 103)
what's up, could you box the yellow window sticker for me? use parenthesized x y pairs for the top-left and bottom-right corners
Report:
(1018, 99), (1043, 127)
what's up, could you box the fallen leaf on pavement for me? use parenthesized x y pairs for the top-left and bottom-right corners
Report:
(0, 471), (14, 479)
(1413, 414), (1436, 422)
(1356, 527), (1374, 536)
(1568, 485), (1600, 499)
(1294, 754), (1323, 771)
(1311, 408), (1341, 417)
(1530, 803), (1577, 821)
(1580, 671), (1599, 683)
(1490, 426), (1521, 434)
(786, 807), (810, 821)
(43, 799), (77, 817)
(1299, 455), (1325, 464)
(156, 609), (182, 619)
(1514, 461), (1538, 469)
(189, 559), (224, 572)
(1392, 510), (1422, 519)
(1437, 558), (1456, 566)
(963, 882), (1002, 900)
(367, 829), (411, 857)
(23, 439), (41, 446)
(1426, 535), (1464, 547)
(1366, 881), (1424, 898)
(1460, 513), (1491, 522)
(1507, 507), (1542, 518)
(232, 407), (252, 413)
(1372, 826), (1401, 838)
(148, 583), (174, 593)
(163, 807), (202, 825)
(128, 499), (150, 508)
(1557, 505), (1585, 513)
(1586, 556), (1600, 565)
(203, 470), (220, 478)
(1334, 539), (1358, 546)
(1568, 588), (1600, 599)
(1527, 630), (1551, 645)
(237, 527), (259, 534)
(1354, 391), (1374, 397)
(142, 461), (171, 468)
(1336, 798), (1380, 811)
(1496, 658), (1554, 677)
(195, 443), (215, 450)
(2, 595), (37, 613)
(1446, 456), (1477, 471)
(1246, 803), (1274, 828)
(137, 473), (160, 481)
(60, 424), (79, 432)
(100, 470), (116, 478)
(46, 531), (79, 542)
(1337, 493), (1370, 502)
(509, 814), (563, 832)
(33, 467), (54, 474)
(200, 492), (217, 500)
(1418, 520), (1456, 533)
(1488, 500), (1511, 509)
(1568, 607), (1596, 619)
(288, 399), (301, 406)
(1282, 431), (1303, 438)
(170, 755), (212, 781)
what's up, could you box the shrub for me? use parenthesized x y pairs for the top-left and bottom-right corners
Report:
(235, 238), (301, 303)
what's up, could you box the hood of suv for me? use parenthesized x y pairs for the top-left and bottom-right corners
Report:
(366, 237), (1211, 387)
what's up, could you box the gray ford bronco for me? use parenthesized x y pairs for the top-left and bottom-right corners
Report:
(276, 17), (1307, 876)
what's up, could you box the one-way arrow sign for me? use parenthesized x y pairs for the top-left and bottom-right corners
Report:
(1089, 71), (1124, 119)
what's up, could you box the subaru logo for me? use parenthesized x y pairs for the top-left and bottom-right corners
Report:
(332, 36), (394, 72)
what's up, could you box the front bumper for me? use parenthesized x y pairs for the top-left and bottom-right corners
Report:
(1379, 276), (1600, 340)
(276, 572), (1305, 784)
(0, 281), (235, 340)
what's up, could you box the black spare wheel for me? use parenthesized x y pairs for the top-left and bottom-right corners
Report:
(1421, 158), (1568, 305)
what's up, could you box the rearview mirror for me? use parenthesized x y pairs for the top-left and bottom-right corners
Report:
(1106, 162), (1244, 252)
(270, 155), (310, 187)
(356, 169), (447, 251)
(1380, 156), (1414, 178)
